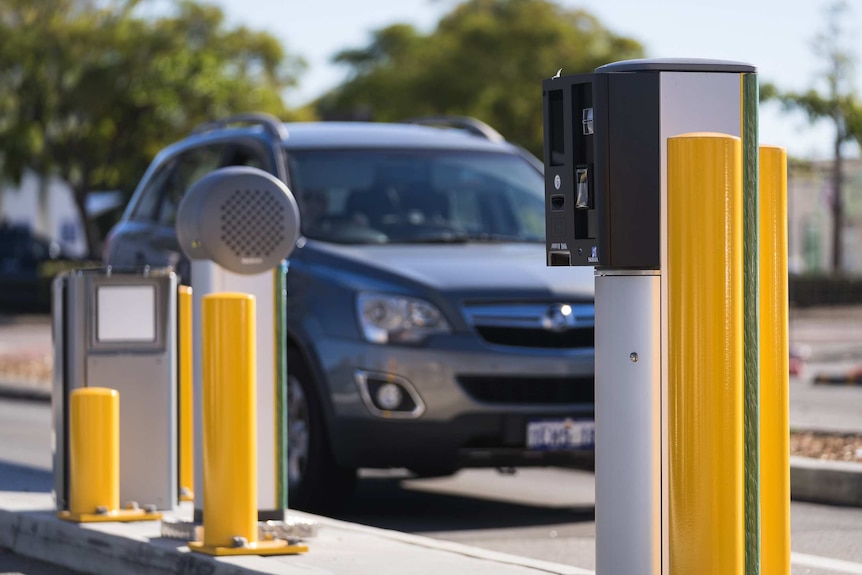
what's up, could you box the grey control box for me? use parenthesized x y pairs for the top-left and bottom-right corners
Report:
(52, 267), (178, 511)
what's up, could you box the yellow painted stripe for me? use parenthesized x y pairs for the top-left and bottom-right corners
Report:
(178, 285), (194, 501)
(668, 133), (744, 575)
(201, 293), (258, 547)
(759, 145), (790, 575)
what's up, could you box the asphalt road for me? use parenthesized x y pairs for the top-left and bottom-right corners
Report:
(791, 367), (862, 433)
(0, 400), (82, 575)
(1, 398), (861, 575)
(332, 469), (862, 575)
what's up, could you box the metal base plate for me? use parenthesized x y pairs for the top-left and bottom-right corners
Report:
(161, 516), (318, 542)
(58, 509), (163, 523)
(188, 540), (308, 556)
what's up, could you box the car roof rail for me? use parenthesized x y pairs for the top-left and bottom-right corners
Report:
(403, 116), (506, 143)
(192, 112), (289, 141)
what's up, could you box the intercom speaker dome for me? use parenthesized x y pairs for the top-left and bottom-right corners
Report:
(175, 166), (300, 275)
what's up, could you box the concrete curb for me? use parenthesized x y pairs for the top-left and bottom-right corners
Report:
(0, 505), (247, 575)
(789, 456), (862, 507)
(3, 467), (861, 575)
(0, 382), (50, 403)
(292, 510), (594, 575)
(0, 492), (584, 575)
(813, 373), (862, 386)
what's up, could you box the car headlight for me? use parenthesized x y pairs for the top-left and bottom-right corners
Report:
(357, 293), (451, 344)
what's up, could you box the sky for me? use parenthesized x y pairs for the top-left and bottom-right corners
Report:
(211, 0), (860, 160)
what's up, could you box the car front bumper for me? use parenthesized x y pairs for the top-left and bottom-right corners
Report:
(313, 333), (595, 471)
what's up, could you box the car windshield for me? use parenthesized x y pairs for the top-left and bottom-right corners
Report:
(285, 149), (545, 245)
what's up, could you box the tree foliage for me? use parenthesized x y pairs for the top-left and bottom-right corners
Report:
(0, 0), (309, 255)
(317, 0), (644, 157)
(762, 1), (862, 272)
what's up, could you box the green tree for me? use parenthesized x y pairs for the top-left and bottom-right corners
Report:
(0, 0), (309, 256)
(317, 0), (644, 157)
(764, 1), (862, 272)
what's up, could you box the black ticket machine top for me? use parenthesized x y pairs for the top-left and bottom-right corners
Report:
(543, 58), (756, 270)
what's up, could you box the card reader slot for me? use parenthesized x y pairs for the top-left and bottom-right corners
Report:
(575, 167), (590, 209)
(550, 194), (565, 211)
(548, 251), (572, 266)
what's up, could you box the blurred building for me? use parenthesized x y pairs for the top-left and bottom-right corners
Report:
(789, 158), (862, 275)
(0, 171), (123, 259)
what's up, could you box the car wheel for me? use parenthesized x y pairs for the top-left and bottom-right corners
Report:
(287, 349), (357, 513)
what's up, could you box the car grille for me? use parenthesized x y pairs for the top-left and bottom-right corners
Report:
(457, 376), (594, 405)
(474, 326), (594, 348)
(462, 302), (594, 349)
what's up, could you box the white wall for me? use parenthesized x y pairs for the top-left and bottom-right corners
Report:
(0, 171), (88, 258)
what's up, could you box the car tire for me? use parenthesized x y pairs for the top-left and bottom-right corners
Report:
(287, 349), (357, 513)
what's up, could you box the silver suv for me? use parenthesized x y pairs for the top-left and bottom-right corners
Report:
(104, 115), (596, 512)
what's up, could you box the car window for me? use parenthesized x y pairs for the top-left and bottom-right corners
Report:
(28, 238), (49, 260)
(285, 149), (545, 245)
(131, 143), (269, 225)
(130, 160), (175, 222)
(220, 144), (268, 171)
(156, 146), (225, 226)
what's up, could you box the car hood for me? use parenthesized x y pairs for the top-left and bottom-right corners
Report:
(310, 242), (595, 299)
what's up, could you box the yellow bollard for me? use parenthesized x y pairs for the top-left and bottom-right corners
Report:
(59, 387), (161, 523)
(668, 133), (744, 575)
(188, 292), (306, 556)
(759, 145), (790, 575)
(178, 285), (194, 502)
(69, 388), (119, 515)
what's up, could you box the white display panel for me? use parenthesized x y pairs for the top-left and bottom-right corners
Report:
(96, 285), (156, 343)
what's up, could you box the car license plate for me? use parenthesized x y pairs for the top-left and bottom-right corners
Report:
(527, 418), (595, 450)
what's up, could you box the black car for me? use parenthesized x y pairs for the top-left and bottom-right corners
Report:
(0, 224), (65, 311)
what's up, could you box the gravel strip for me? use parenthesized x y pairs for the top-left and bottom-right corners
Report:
(0, 353), (52, 386)
(790, 431), (862, 462)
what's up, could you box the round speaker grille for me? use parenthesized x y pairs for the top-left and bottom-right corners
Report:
(176, 166), (300, 275)
(220, 188), (286, 259)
